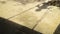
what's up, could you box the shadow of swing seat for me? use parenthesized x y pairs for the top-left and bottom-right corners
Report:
(0, 17), (42, 34)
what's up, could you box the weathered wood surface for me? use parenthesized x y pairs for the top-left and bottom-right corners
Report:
(0, 0), (60, 34)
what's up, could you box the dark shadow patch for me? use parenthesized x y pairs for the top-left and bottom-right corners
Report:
(35, 0), (60, 11)
(0, 1), (6, 4)
(0, 17), (42, 34)
(54, 24), (60, 34)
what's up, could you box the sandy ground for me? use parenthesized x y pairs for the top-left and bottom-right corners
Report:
(0, 0), (60, 34)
